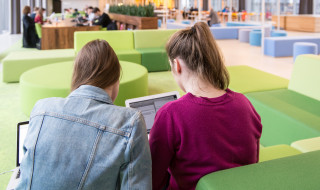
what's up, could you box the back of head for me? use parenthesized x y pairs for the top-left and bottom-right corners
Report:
(166, 22), (229, 90)
(71, 40), (121, 91)
(23, 6), (31, 15)
(93, 7), (100, 14)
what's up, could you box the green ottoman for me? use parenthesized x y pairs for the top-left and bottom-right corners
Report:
(20, 61), (148, 116)
(2, 49), (75, 83)
(259, 144), (301, 162)
(228, 65), (289, 93)
(196, 150), (320, 190)
(0, 40), (37, 63)
(291, 137), (320, 153)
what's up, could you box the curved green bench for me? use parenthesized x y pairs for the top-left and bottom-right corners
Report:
(196, 150), (320, 190)
(20, 61), (148, 116)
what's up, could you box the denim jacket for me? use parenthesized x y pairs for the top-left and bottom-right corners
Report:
(16, 85), (152, 190)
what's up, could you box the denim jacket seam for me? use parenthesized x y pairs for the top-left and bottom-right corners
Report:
(68, 94), (112, 105)
(30, 112), (131, 137)
(127, 112), (142, 190)
(27, 115), (45, 190)
(77, 130), (103, 190)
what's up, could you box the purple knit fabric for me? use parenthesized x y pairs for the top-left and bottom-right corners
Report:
(149, 89), (262, 190)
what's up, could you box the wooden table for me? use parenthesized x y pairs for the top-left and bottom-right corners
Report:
(41, 21), (100, 50)
(272, 15), (320, 32)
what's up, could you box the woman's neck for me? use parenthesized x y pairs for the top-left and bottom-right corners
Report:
(184, 76), (226, 98)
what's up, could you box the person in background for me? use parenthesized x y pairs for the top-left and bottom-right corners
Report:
(16, 39), (152, 190)
(22, 6), (38, 48)
(73, 8), (80, 17)
(85, 6), (95, 21)
(149, 22), (262, 190)
(222, 6), (229, 12)
(34, 8), (44, 25)
(92, 7), (112, 28)
(30, 7), (39, 20)
(208, 8), (220, 26)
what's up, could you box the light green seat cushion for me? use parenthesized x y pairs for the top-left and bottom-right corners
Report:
(228, 65), (289, 93)
(20, 61), (148, 116)
(291, 137), (320, 153)
(133, 29), (178, 49)
(259, 144), (301, 162)
(148, 71), (185, 95)
(246, 89), (320, 146)
(2, 49), (75, 83)
(289, 55), (320, 101)
(136, 48), (170, 72)
(147, 65), (288, 94)
(116, 49), (141, 64)
(74, 31), (135, 53)
(0, 40), (37, 63)
(196, 150), (320, 190)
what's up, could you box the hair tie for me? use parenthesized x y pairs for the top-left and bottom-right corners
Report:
(191, 26), (196, 34)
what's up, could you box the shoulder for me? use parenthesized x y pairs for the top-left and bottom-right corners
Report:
(30, 97), (66, 117)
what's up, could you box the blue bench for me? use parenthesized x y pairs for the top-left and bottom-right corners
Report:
(210, 27), (239, 39)
(166, 22), (192, 29)
(264, 36), (320, 57)
(226, 22), (260, 27)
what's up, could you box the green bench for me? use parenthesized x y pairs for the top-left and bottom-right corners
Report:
(291, 137), (320, 153)
(133, 29), (178, 72)
(246, 55), (320, 146)
(196, 150), (320, 190)
(74, 31), (141, 64)
(0, 40), (37, 63)
(20, 61), (148, 116)
(2, 49), (75, 82)
(148, 66), (288, 95)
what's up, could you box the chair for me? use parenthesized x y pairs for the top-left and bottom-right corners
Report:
(35, 23), (42, 38)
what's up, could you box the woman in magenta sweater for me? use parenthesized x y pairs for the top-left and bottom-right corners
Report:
(149, 22), (263, 190)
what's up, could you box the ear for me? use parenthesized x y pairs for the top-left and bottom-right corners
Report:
(174, 59), (182, 74)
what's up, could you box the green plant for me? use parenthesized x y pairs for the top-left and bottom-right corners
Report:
(109, 4), (154, 17)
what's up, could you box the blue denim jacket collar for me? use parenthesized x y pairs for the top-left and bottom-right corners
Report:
(68, 85), (113, 104)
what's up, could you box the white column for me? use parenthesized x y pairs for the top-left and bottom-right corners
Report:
(261, 0), (265, 53)
(228, 0), (232, 22)
(197, 0), (200, 21)
(277, 0), (280, 30)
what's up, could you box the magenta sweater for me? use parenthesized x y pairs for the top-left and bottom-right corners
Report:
(149, 89), (262, 190)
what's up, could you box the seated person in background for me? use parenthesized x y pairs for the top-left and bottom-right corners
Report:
(208, 8), (220, 26)
(92, 7), (112, 28)
(22, 6), (38, 48)
(30, 7), (39, 21)
(85, 6), (95, 21)
(222, 6), (229, 12)
(16, 40), (152, 190)
(149, 22), (262, 190)
(34, 8), (44, 25)
(73, 8), (80, 17)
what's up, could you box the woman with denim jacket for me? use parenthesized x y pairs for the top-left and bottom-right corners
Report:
(16, 40), (152, 190)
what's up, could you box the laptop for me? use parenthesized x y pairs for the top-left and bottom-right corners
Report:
(6, 121), (29, 190)
(125, 92), (180, 133)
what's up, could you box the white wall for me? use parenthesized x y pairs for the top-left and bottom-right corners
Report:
(61, 0), (99, 11)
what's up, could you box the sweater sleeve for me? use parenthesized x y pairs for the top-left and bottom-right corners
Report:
(149, 108), (176, 190)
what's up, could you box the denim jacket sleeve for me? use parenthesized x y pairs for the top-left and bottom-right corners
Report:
(119, 112), (152, 190)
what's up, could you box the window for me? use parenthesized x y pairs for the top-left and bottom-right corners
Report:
(0, 0), (10, 34)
